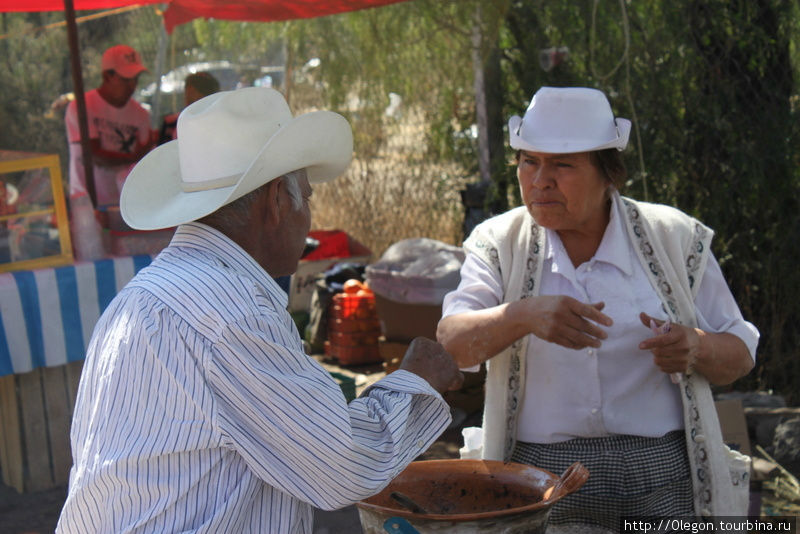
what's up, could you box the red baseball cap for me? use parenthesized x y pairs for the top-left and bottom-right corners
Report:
(101, 45), (147, 78)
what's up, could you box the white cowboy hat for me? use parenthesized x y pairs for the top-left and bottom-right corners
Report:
(508, 86), (631, 153)
(121, 87), (353, 230)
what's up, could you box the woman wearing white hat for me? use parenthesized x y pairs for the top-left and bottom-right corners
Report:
(438, 87), (758, 529)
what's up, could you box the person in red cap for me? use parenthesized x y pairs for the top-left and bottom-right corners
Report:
(64, 44), (154, 260)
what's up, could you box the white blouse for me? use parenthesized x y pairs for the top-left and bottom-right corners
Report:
(443, 203), (759, 444)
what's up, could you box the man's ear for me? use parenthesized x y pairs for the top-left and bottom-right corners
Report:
(262, 178), (283, 227)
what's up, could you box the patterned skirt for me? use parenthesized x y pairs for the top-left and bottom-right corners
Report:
(511, 431), (694, 532)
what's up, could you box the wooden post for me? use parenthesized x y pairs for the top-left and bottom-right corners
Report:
(63, 0), (97, 208)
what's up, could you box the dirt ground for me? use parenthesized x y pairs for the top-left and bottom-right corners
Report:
(0, 358), (483, 534)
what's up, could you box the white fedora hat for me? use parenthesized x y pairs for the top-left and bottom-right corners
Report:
(508, 86), (630, 153)
(121, 87), (353, 230)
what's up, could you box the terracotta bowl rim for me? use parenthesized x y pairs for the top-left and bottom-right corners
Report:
(356, 458), (568, 522)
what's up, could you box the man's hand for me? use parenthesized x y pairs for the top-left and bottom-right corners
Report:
(399, 337), (464, 394)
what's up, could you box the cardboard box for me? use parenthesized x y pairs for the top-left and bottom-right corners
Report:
(373, 293), (442, 342)
(715, 398), (752, 456)
(288, 231), (371, 312)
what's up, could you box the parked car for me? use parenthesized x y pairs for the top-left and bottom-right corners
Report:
(136, 60), (284, 111)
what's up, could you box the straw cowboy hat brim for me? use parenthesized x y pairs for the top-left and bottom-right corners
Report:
(508, 86), (631, 153)
(121, 87), (353, 231)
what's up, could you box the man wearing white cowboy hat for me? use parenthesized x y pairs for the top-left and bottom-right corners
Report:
(439, 86), (758, 529)
(58, 87), (463, 534)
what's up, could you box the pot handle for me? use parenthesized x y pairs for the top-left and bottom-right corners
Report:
(544, 461), (589, 503)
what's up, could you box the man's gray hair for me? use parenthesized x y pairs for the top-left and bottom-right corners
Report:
(281, 169), (304, 211)
(198, 169), (305, 231)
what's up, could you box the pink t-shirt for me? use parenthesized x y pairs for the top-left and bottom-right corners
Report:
(65, 89), (150, 206)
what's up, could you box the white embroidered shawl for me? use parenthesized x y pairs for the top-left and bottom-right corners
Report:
(463, 191), (750, 516)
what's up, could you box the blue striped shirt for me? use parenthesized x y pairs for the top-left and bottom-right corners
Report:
(57, 223), (451, 534)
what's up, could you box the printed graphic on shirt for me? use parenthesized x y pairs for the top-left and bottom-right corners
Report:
(93, 117), (141, 153)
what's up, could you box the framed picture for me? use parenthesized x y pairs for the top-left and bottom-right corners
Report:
(0, 151), (73, 273)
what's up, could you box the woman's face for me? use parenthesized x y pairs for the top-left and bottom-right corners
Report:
(517, 150), (611, 234)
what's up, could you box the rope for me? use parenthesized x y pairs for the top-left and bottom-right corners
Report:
(0, 5), (147, 41)
(590, 0), (649, 200)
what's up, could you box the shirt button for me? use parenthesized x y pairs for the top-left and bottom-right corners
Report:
(417, 439), (425, 448)
(587, 349), (595, 356)
(591, 408), (598, 415)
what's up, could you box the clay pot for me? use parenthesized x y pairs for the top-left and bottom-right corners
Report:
(357, 459), (588, 534)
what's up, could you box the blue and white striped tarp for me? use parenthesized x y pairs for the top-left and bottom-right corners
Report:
(0, 255), (152, 377)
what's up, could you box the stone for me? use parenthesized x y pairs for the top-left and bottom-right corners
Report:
(771, 417), (800, 478)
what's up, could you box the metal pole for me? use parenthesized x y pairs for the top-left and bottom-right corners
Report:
(63, 0), (97, 208)
(151, 16), (169, 130)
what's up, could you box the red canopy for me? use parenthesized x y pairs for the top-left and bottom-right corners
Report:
(162, 0), (409, 33)
(0, 0), (410, 32)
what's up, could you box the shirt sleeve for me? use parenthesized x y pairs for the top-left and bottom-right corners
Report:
(136, 105), (152, 145)
(694, 253), (759, 361)
(441, 253), (502, 372)
(441, 253), (503, 318)
(205, 313), (452, 510)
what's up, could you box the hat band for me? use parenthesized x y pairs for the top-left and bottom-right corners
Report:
(179, 173), (239, 192)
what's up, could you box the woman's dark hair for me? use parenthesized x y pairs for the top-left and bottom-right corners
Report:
(589, 148), (627, 191)
(513, 149), (627, 191)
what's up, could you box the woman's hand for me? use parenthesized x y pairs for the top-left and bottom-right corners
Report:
(526, 296), (613, 350)
(638, 312), (754, 385)
(437, 295), (612, 368)
(638, 312), (699, 375)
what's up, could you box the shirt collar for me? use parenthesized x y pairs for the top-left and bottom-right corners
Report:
(170, 222), (289, 309)
(544, 193), (634, 277)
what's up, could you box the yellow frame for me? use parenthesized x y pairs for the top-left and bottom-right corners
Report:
(0, 152), (73, 273)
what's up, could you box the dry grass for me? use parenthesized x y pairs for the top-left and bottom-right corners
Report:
(310, 107), (471, 259)
(757, 445), (800, 516)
